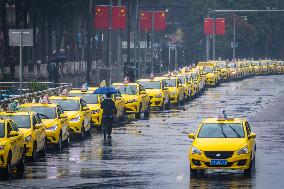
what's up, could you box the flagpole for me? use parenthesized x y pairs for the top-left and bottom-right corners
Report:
(107, 0), (113, 85)
(117, 0), (122, 81)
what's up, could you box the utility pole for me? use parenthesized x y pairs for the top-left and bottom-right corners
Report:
(233, 14), (236, 60)
(106, 0), (113, 85)
(151, 0), (155, 74)
(117, 0), (122, 81)
(126, 0), (131, 77)
(19, 29), (22, 95)
(206, 13), (210, 61)
(212, 14), (216, 60)
(134, 0), (139, 79)
(86, 0), (93, 83)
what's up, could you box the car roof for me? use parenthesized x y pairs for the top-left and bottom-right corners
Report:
(19, 103), (58, 108)
(49, 96), (81, 100)
(203, 118), (243, 124)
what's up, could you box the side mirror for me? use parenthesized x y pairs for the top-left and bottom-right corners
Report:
(59, 113), (67, 119)
(8, 131), (19, 138)
(187, 133), (195, 139)
(34, 124), (42, 130)
(82, 107), (90, 111)
(248, 133), (256, 139)
(140, 91), (146, 95)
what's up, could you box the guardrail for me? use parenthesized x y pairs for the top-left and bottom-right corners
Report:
(0, 83), (72, 110)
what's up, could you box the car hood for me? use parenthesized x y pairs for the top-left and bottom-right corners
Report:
(19, 128), (33, 137)
(206, 73), (215, 78)
(42, 119), (57, 128)
(145, 89), (162, 96)
(87, 104), (100, 110)
(64, 111), (80, 119)
(193, 138), (247, 151)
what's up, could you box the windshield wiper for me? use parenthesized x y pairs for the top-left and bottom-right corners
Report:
(220, 124), (227, 138)
(228, 125), (242, 138)
(37, 113), (50, 119)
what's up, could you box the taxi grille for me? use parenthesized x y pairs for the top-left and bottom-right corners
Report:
(204, 151), (234, 159)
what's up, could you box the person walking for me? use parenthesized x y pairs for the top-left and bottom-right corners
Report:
(100, 93), (117, 140)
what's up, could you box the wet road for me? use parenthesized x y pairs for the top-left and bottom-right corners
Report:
(1, 75), (284, 189)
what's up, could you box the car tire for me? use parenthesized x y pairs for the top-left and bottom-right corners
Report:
(57, 131), (63, 151)
(39, 141), (47, 159)
(244, 155), (253, 175)
(1, 152), (12, 178)
(86, 124), (92, 137)
(32, 142), (37, 161)
(16, 151), (25, 173)
(144, 104), (150, 117)
(80, 124), (85, 140)
(190, 165), (197, 176)
(135, 104), (142, 119)
(160, 99), (165, 111)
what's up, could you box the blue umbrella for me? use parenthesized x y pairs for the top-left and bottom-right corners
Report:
(93, 87), (119, 94)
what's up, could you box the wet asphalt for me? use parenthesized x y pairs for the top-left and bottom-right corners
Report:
(1, 75), (284, 189)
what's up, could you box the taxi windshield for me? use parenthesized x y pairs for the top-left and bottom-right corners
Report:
(115, 85), (138, 95)
(0, 115), (30, 128)
(227, 63), (236, 68)
(0, 123), (4, 138)
(50, 99), (80, 111)
(19, 107), (56, 119)
(138, 81), (161, 89)
(203, 67), (213, 73)
(217, 63), (226, 68)
(252, 62), (259, 66)
(198, 123), (245, 138)
(178, 77), (185, 84)
(70, 93), (98, 104)
(163, 79), (177, 87)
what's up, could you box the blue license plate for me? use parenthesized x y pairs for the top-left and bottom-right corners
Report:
(210, 159), (227, 165)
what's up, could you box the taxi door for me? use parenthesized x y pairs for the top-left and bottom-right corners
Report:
(7, 121), (21, 164)
(138, 84), (149, 111)
(57, 105), (69, 141)
(34, 114), (46, 151)
(81, 100), (91, 132)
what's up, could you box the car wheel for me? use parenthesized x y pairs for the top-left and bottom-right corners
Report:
(120, 109), (127, 122)
(80, 124), (85, 140)
(165, 100), (170, 110)
(190, 165), (197, 176)
(1, 152), (12, 178)
(159, 99), (165, 111)
(86, 124), (92, 137)
(135, 104), (142, 119)
(57, 131), (63, 151)
(16, 151), (25, 173)
(39, 141), (47, 159)
(244, 155), (253, 175)
(32, 142), (37, 161)
(144, 104), (150, 117)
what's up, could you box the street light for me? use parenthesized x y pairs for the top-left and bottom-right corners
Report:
(233, 15), (247, 59)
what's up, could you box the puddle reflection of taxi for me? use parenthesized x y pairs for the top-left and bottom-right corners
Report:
(112, 82), (150, 119)
(188, 115), (256, 175)
(19, 103), (69, 150)
(155, 76), (185, 106)
(69, 88), (102, 128)
(0, 118), (25, 177)
(0, 111), (46, 160)
(137, 78), (170, 110)
(50, 96), (91, 138)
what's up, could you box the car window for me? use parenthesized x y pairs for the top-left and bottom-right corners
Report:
(81, 100), (88, 108)
(0, 123), (5, 138)
(0, 115), (31, 129)
(10, 121), (19, 131)
(198, 123), (245, 138)
(19, 106), (57, 119)
(50, 99), (80, 111)
(70, 93), (99, 104)
(115, 85), (138, 95)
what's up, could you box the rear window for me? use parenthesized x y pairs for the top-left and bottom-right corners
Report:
(70, 93), (98, 104)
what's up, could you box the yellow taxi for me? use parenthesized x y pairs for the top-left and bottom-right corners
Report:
(182, 73), (197, 98)
(137, 78), (170, 110)
(69, 88), (102, 128)
(251, 61), (261, 75)
(155, 76), (186, 106)
(236, 62), (245, 79)
(267, 60), (276, 74)
(49, 96), (91, 138)
(188, 116), (256, 175)
(202, 66), (218, 86)
(215, 61), (229, 81)
(19, 103), (69, 150)
(0, 111), (46, 160)
(227, 62), (239, 79)
(275, 61), (284, 74)
(189, 71), (204, 97)
(0, 118), (25, 177)
(175, 75), (192, 101)
(260, 60), (269, 75)
(246, 61), (254, 76)
(112, 82), (150, 119)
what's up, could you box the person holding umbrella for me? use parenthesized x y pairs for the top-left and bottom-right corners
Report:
(94, 85), (119, 140)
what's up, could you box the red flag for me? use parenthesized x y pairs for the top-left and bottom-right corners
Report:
(94, 5), (109, 29)
(140, 11), (152, 32)
(216, 18), (225, 35)
(204, 18), (213, 35)
(112, 6), (127, 30)
(154, 11), (166, 31)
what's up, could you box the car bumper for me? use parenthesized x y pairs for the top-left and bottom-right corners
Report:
(206, 79), (216, 86)
(69, 121), (83, 134)
(149, 97), (163, 107)
(189, 153), (251, 170)
(46, 130), (60, 144)
(91, 113), (102, 126)
(125, 103), (139, 113)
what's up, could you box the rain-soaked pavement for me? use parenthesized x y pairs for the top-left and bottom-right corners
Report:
(1, 75), (284, 189)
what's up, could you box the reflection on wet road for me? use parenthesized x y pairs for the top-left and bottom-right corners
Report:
(1, 75), (284, 189)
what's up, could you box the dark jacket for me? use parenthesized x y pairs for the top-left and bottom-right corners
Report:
(100, 98), (117, 117)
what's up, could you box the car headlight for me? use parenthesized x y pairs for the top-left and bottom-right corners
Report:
(155, 93), (162, 98)
(70, 116), (81, 122)
(0, 145), (5, 151)
(47, 125), (58, 131)
(237, 145), (248, 155)
(191, 146), (201, 155)
(91, 109), (100, 114)
(25, 135), (32, 143)
(127, 99), (137, 104)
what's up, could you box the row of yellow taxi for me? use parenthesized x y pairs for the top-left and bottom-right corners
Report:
(0, 59), (283, 177)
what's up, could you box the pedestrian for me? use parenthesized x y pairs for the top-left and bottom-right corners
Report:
(100, 93), (117, 140)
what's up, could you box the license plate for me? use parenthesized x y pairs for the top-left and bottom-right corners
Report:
(210, 159), (227, 165)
